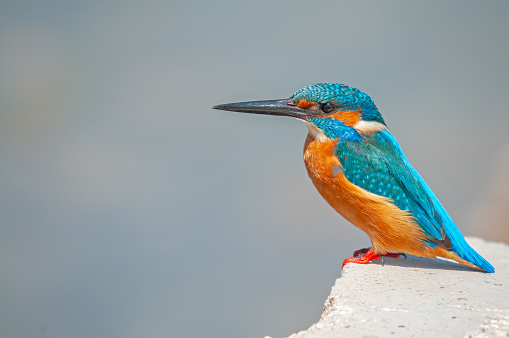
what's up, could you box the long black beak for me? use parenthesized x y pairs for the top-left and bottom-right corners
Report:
(213, 98), (308, 119)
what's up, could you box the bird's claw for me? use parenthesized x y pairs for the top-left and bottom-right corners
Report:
(347, 248), (407, 268)
(353, 247), (371, 257)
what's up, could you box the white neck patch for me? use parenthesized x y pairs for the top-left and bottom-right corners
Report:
(304, 122), (327, 142)
(353, 120), (387, 134)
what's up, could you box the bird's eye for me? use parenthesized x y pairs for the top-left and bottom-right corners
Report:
(321, 102), (336, 114)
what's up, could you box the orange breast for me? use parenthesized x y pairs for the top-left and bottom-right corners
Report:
(303, 134), (430, 255)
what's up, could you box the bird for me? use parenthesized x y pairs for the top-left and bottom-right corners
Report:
(213, 83), (494, 273)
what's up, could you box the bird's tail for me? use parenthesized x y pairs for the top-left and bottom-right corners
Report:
(447, 226), (495, 273)
(430, 198), (495, 272)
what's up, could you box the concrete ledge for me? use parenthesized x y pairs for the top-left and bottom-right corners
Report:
(281, 238), (509, 338)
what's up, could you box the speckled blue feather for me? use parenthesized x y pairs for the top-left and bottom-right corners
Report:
(336, 134), (445, 242)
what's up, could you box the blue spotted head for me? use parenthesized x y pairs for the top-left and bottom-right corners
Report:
(213, 83), (386, 140)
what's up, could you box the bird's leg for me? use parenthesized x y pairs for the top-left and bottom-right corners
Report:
(353, 247), (406, 259)
(344, 249), (407, 268)
(342, 248), (381, 268)
(353, 248), (371, 257)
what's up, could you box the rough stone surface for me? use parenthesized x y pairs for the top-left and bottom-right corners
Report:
(280, 237), (509, 338)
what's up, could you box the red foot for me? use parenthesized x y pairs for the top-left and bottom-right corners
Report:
(343, 248), (380, 268)
(344, 248), (406, 268)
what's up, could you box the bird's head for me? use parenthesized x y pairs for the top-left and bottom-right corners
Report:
(213, 83), (386, 140)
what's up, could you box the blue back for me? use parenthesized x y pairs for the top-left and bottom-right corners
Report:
(335, 127), (494, 273)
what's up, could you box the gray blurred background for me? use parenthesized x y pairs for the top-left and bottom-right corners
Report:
(1, 1), (508, 337)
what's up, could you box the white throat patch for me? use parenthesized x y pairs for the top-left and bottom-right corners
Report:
(305, 122), (327, 142)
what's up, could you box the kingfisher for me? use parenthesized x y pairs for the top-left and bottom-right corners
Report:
(213, 83), (494, 273)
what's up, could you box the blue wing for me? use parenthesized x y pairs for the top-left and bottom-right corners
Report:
(336, 132), (447, 244)
(336, 129), (494, 272)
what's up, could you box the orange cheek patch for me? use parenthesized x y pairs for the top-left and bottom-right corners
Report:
(297, 99), (314, 108)
(330, 110), (361, 127)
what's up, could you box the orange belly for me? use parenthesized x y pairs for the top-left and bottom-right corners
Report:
(302, 133), (473, 266)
